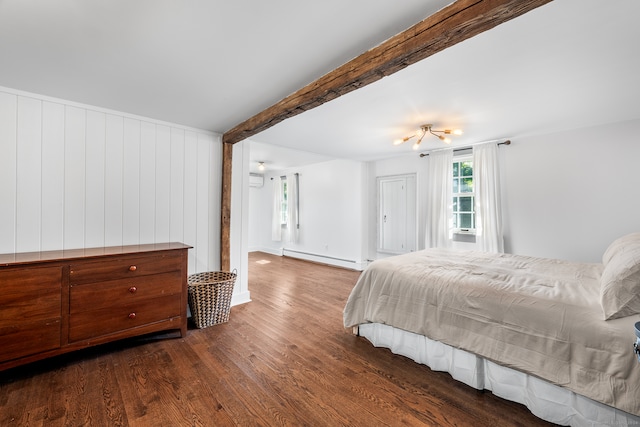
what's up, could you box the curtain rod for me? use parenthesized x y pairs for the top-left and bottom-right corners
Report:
(418, 140), (511, 158)
(270, 172), (299, 180)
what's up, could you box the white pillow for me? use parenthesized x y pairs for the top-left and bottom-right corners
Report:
(602, 232), (640, 266)
(600, 234), (640, 320)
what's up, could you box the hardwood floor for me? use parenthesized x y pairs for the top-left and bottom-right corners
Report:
(0, 252), (556, 426)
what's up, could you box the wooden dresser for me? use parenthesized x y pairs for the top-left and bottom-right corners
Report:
(0, 242), (191, 371)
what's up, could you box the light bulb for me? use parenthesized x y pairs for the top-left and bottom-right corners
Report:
(394, 135), (413, 145)
(258, 162), (265, 171)
(453, 129), (463, 135)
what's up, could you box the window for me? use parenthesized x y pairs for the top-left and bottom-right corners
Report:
(452, 157), (475, 233)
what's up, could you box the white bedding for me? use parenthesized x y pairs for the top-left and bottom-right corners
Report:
(343, 249), (640, 417)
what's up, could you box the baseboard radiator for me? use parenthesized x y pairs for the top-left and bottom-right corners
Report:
(282, 249), (366, 271)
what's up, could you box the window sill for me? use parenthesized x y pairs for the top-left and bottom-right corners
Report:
(454, 228), (475, 235)
(452, 232), (476, 243)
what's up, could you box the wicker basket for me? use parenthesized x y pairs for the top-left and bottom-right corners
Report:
(187, 270), (237, 328)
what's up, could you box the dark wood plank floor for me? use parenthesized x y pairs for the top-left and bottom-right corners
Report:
(0, 252), (556, 426)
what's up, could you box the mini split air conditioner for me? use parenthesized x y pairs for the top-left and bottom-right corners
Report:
(249, 173), (264, 188)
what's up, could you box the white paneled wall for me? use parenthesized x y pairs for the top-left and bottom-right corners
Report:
(0, 87), (221, 276)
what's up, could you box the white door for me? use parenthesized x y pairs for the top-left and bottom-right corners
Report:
(378, 174), (416, 254)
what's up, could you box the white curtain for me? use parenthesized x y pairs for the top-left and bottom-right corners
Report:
(271, 176), (282, 241)
(286, 173), (299, 243)
(425, 149), (453, 248)
(473, 142), (504, 253)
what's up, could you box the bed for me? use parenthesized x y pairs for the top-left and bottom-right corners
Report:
(343, 233), (640, 426)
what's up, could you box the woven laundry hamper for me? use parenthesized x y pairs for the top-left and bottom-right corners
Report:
(187, 270), (237, 328)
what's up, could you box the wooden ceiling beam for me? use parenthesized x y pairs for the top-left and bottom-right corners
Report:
(221, 0), (553, 145)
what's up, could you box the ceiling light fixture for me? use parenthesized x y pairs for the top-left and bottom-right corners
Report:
(393, 124), (463, 150)
(257, 161), (265, 171)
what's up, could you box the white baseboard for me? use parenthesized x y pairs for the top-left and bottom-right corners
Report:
(231, 291), (251, 307)
(248, 247), (369, 270)
(249, 248), (371, 271)
(282, 249), (367, 271)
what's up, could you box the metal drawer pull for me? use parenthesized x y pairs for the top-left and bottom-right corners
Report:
(128, 286), (137, 293)
(129, 265), (137, 272)
(128, 312), (136, 319)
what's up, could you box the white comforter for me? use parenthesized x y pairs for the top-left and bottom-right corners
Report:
(343, 249), (640, 416)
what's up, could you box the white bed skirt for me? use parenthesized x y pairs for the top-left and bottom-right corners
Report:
(358, 323), (640, 427)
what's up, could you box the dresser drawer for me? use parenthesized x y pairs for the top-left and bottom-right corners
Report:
(70, 271), (182, 314)
(68, 295), (182, 342)
(0, 319), (61, 362)
(0, 320), (61, 362)
(69, 252), (182, 285)
(0, 266), (62, 363)
(0, 266), (62, 325)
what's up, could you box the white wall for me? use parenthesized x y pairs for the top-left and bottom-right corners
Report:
(501, 119), (640, 262)
(248, 175), (272, 252)
(248, 158), (369, 269)
(0, 86), (243, 296)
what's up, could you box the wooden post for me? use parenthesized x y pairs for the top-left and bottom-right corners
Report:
(220, 142), (232, 271)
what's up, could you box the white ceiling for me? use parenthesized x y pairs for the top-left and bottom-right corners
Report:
(252, 0), (640, 165)
(0, 0), (450, 131)
(1, 0), (638, 174)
